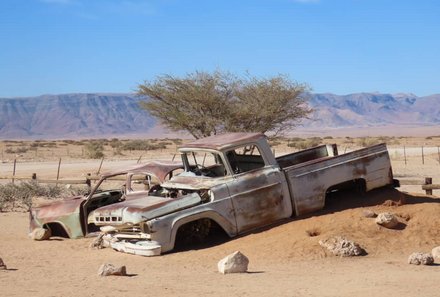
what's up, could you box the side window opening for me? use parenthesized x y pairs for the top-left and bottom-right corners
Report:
(226, 145), (265, 174)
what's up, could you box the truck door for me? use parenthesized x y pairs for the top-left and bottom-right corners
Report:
(225, 145), (292, 233)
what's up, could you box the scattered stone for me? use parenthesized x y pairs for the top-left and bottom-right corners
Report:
(382, 199), (403, 207)
(431, 246), (440, 260)
(305, 228), (320, 237)
(101, 234), (118, 248)
(90, 233), (105, 249)
(408, 252), (434, 265)
(375, 212), (398, 229)
(30, 227), (51, 241)
(362, 209), (377, 218)
(218, 251), (249, 274)
(97, 263), (127, 277)
(319, 236), (364, 257)
(0, 258), (7, 270)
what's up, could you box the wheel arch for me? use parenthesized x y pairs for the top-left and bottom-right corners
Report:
(166, 211), (235, 252)
(43, 221), (71, 238)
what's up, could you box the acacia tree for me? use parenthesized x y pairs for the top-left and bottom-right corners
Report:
(137, 70), (312, 139)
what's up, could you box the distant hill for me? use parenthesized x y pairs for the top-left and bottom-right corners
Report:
(0, 92), (438, 139)
(0, 93), (154, 139)
(306, 92), (440, 128)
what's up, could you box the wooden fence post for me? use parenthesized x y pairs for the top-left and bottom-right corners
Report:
(97, 157), (104, 174)
(56, 158), (62, 181)
(12, 159), (16, 184)
(403, 146), (407, 166)
(425, 177), (433, 195)
(86, 173), (92, 192)
(422, 146), (425, 165)
(438, 146), (440, 165)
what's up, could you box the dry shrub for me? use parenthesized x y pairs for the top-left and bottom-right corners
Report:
(0, 181), (87, 212)
(121, 140), (167, 151)
(85, 142), (105, 159)
(356, 137), (381, 147)
(288, 137), (322, 150)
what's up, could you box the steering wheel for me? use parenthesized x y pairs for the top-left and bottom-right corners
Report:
(194, 164), (210, 176)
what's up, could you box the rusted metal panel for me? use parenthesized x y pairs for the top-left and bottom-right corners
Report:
(180, 132), (264, 151)
(227, 166), (292, 233)
(29, 161), (184, 239)
(90, 193), (201, 227)
(285, 143), (393, 215)
(30, 196), (84, 238)
(33, 196), (85, 215)
(100, 160), (183, 182)
(162, 175), (233, 190)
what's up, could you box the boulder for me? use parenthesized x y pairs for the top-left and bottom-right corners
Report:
(431, 246), (440, 260)
(375, 212), (398, 229)
(319, 236), (364, 257)
(218, 251), (249, 274)
(30, 227), (51, 241)
(408, 252), (434, 265)
(0, 258), (6, 270)
(362, 209), (377, 218)
(97, 263), (127, 277)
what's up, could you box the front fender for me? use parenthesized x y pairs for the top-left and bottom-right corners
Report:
(149, 208), (237, 253)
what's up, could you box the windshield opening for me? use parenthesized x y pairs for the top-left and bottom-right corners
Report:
(181, 151), (228, 177)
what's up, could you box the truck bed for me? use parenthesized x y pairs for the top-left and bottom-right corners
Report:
(282, 143), (393, 216)
(276, 144), (337, 169)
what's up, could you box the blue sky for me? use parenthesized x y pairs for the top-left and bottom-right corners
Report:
(0, 0), (439, 97)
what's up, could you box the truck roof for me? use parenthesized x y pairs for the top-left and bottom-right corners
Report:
(180, 132), (265, 151)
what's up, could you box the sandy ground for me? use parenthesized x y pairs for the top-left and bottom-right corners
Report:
(1, 141), (440, 297)
(1, 189), (440, 297)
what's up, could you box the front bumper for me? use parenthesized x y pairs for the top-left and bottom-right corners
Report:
(110, 240), (161, 256)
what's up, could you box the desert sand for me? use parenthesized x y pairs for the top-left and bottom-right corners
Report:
(1, 138), (440, 297)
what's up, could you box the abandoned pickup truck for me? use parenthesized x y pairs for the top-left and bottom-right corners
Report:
(29, 160), (184, 239)
(87, 132), (396, 256)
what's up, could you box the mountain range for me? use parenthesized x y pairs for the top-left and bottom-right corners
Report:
(0, 92), (438, 139)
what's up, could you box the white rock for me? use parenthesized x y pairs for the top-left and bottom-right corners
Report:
(30, 228), (51, 241)
(408, 252), (434, 265)
(375, 212), (398, 229)
(218, 251), (249, 274)
(97, 263), (127, 277)
(362, 209), (377, 218)
(90, 233), (105, 249)
(319, 236), (364, 257)
(431, 246), (440, 260)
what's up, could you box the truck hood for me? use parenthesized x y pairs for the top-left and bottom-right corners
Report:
(89, 193), (201, 227)
(162, 175), (232, 191)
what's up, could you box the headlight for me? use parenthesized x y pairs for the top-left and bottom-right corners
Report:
(141, 221), (152, 233)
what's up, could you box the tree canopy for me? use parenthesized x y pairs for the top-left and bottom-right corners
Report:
(137, 71), (312, 139)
